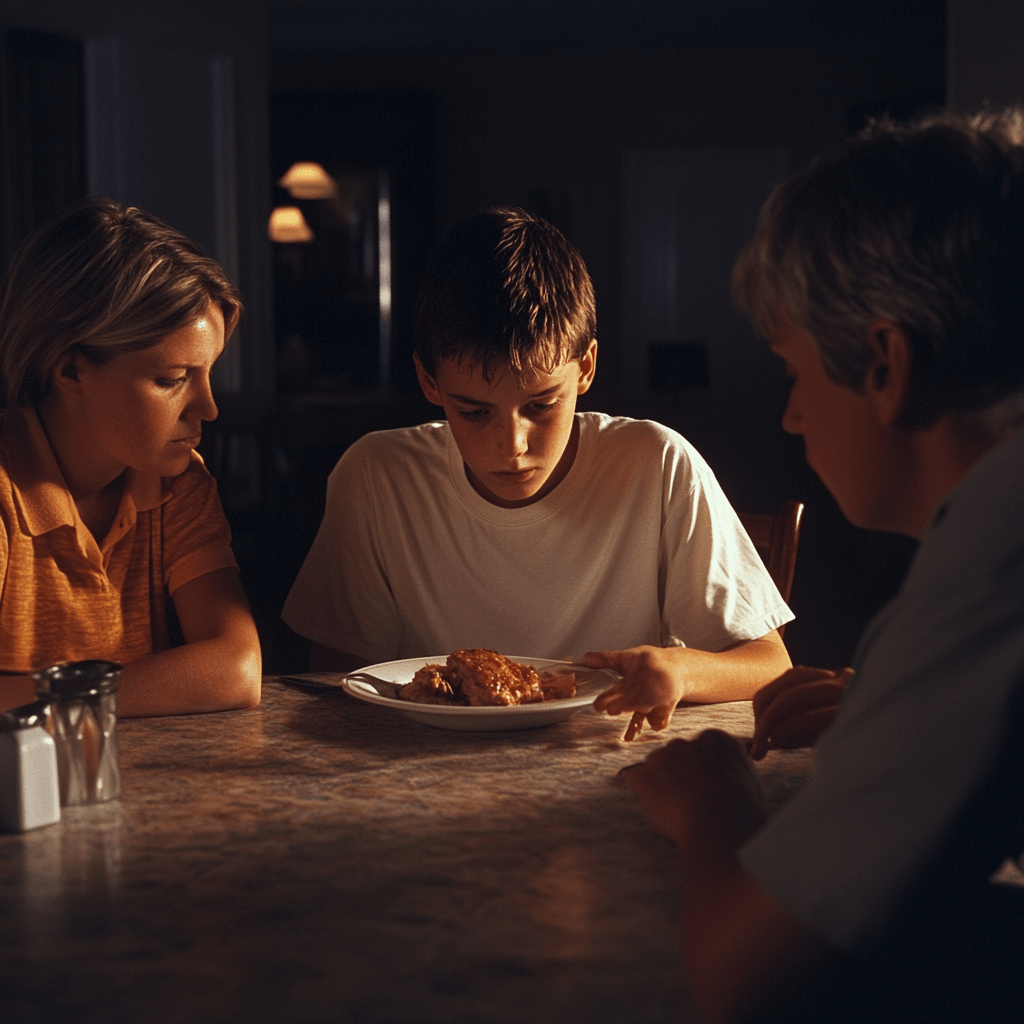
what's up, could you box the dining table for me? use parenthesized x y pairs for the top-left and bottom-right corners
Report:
(0, 674), (814, 1024)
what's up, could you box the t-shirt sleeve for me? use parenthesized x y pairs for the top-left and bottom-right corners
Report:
(282, 442), (402, 661)
(160, 457), (238, 595)
(659, 454), (793, 651)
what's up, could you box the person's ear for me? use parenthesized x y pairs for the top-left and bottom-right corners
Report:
(576, 339), (598, 395)
(51, 350), (84, 396)
(863, 321), (911, 426)
(413, 353), (443, 406)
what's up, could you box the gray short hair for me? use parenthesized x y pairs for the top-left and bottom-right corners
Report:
(0, 197), (242, 408)
(733, 108), (1024, 429)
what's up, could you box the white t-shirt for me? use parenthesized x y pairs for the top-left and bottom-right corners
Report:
(740, 427), (1024, 951)
(283, 412), (792, 663)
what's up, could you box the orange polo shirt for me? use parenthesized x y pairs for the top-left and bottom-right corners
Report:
(0, 406), (238, 674)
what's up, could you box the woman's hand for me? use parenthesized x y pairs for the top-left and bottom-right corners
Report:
(748, 665), (852, 760)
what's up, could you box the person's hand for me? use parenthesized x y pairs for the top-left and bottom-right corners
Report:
(622, 730), (768, 852)
(586, 646), (685, 732)
(749, 666), (852, 761)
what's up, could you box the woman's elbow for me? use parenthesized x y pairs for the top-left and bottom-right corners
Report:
(222, 642), (262, 710)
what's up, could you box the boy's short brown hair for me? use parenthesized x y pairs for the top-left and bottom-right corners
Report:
(414, 207), (596, 382)
(733, 108), (1024, 430)
(0, 197), (242, 408)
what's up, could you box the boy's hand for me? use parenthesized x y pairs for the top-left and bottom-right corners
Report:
(585, 645), (686, 732)
(622, 730), (768, 851)
(749, 665), (852, 760)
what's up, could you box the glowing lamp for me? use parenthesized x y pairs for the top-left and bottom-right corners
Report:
(268, 206), (314, 243)
(278, 162), (336, 199)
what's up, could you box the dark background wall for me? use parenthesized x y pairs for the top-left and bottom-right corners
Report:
(2, 0), (1017, 675)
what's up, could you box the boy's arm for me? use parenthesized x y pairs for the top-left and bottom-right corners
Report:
(623, 731), (828, 1023)
(587, 629), (791, 728)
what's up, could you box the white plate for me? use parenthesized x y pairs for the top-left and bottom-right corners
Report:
(339, 656), (618, 731)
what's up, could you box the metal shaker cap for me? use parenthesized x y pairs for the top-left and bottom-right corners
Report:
(32, 660), (123, 701)
(0, 700), (51, 731)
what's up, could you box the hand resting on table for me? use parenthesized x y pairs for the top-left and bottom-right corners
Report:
(749, 665), (852, 761)
(585, 632), (792, 739)
(587, 645), (682, 732)
(622, 729), (768, 853)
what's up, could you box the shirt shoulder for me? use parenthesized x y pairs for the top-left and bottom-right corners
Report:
(158, 453), (236, 590)
(577, 412), (709, 491)
(913, 428), (1024, 586)
(326, 422), (453, 513)
(332, 422), (449, 477)
(167, 451), (218, 492)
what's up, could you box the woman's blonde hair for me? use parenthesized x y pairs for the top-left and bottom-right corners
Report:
(0, 197), (242, 408)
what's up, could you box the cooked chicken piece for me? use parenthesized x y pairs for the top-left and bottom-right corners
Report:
(399, 665), (463, 705)
(539, 671), (577, 700)
(445, 648), (544, 707)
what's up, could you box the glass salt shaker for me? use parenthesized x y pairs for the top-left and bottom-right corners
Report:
(33, 660), (122, 806)
(0, 701), (61, 831)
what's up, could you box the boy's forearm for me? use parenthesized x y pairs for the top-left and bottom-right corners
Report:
(589, 631), (792, 722)
(677, 630), (792, 702)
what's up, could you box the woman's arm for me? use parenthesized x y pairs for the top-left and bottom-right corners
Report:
(116, 567), (261, 717)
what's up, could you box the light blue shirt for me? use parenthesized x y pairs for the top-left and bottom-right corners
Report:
(740, 427), (1024, 950)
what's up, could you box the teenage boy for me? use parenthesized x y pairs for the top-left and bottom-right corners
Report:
(625, 110), (1024, 1023)
(284, 208), (792, 717)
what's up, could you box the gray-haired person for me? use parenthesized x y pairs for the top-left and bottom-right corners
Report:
(626, 109), (1024, 1023)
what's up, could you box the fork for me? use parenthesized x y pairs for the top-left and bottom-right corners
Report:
(338, 672), (401, 699)
(277, 672), (401, 698)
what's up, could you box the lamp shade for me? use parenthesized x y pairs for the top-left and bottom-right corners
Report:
(278, 162), (336, 199)
(268, 206), (314, 243)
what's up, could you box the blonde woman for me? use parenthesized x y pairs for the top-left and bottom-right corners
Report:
(0, 198), (261, 715)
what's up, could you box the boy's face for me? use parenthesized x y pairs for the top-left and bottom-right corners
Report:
(415, 340), (597, 508)
(770, 310), (897, 531)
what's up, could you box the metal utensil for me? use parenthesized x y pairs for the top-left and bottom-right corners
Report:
(341, 672), (402, 699)
(278, 673), (402, 699)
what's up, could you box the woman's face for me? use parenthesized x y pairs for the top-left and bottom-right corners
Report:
(65, 304), (225, 483)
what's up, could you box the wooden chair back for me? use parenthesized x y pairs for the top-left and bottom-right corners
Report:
(738, 501), (804, 635)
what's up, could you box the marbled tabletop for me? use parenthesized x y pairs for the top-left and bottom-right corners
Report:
(0, 677), (813, 1024)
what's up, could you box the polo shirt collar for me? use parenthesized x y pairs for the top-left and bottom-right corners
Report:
(4, 405), (168, 538)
